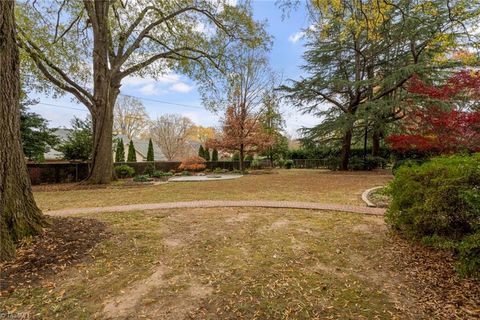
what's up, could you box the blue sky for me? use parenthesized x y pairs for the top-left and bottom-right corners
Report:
(28, 1), (318, 137)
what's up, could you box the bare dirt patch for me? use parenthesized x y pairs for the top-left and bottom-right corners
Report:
(0, 217), (108, 295)
(102, 266), (167, 319)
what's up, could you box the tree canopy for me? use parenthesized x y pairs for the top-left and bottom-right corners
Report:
(17, 0), (267, 183)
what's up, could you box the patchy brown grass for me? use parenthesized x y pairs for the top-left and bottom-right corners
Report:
(1, 208), (477, 319)
(33, 169), (392, 211)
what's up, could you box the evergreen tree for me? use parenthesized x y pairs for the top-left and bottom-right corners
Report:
(282, 1), (479, 170)
(198, 145), (205, 159)
(58, 117), (92, 161)
(212, 148), (219, 161)
(20, 97), (59, 161)
(204, 147), (210, 161)
(127, 140), (136, 162)
(147, 138), (154, 161)
(115, 138), (125, 162)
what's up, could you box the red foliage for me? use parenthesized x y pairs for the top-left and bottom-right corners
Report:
(408, 70), (480, 101)
(206, 106), (274, 154)
(178, 156), (206, 171)
(387, 70), (480, 154)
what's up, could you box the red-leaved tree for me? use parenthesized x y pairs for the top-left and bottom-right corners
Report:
(387, 70), (480, 154)
(206, 106), (273, 172)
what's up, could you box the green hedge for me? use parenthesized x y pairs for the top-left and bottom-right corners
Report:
(386, 154), (480, 277)
(114, 165), (135, 179)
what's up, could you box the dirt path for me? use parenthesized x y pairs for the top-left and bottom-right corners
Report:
(45, 200), (386, 216)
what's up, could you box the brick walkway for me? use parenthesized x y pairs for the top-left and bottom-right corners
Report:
(45, 200), (386, 216)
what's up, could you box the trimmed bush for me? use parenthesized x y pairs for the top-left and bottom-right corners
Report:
(325, 156), (340, 171)
(250, 158), (261, 169)
(133, 174), (150, 182)
(115, 165), (135, 179)
(178, 156), (206, 172)
(143, 162), (155, 176)
(386, 154), (480, 277)
(275, 158), (285, 168)
(284, 159), (294, 169)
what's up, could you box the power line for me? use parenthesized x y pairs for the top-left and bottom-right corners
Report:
(120, 93), (206, 110)
(35, 102), (88, 112)
(34, 95), (207, 112)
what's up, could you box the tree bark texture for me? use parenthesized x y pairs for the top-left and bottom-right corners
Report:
(340, 129), (353, 170)
(85, 1), (117, 184)
(0, 0), (46, 261)
(372, 129), (381, 157)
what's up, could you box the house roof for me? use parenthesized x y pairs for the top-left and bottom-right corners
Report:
(44, 128), (71, 160)
(116, 135), (167, 161)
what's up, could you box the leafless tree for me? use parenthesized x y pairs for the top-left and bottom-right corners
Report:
(150, 114), (193, 161)
(114, 95), (149, 140)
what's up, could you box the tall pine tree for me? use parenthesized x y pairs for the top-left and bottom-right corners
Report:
(147, 138), (154, 161)
(127, 140), (136, 162)
(212, 149), (219, 161)
(115, 138), (125, 162)
(204, 147), (210, 161)
(198, 145), (206, 159)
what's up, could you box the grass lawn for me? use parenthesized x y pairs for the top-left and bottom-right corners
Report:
(33, 169), (393, 211)
(0, 208), (422, 319)
(4, 170), (477, 319)
(3, 208), (477, 319)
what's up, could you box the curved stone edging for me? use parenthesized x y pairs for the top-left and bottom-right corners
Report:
(45, 200), (386, 217)
(361, 186), (385, 207)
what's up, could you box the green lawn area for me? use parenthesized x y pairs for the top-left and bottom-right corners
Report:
(3, 169), (477, 319)
(33, 169), (393, 211)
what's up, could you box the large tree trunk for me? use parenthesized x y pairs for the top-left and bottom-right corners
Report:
(87, 93), (117, 184)
(84, 1), (117, 184)
(0, 1), (46, 261)
(372, 129), (381, 157)
(340, 128), (353, 170)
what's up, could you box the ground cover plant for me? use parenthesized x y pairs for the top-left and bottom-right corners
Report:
(1, 208), (478, 319)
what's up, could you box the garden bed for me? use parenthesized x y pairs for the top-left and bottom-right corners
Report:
(368, 187), (391, 208)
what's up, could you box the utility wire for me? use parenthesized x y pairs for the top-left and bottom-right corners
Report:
(119, 93), (206, 110)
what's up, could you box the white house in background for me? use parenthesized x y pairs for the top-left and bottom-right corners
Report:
(115, 135), (167, 162)
(44, 128), (70, 161)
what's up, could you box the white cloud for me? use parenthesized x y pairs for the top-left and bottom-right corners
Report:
(157, 73), (180, 84)
(122, 73), (181, 87)
(170, 82), (192, 93)
(288, 31), (305, 44)
(139, 84), (160, 95)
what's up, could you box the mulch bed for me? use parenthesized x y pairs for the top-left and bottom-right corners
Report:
(382, 234), (480, 319)
(0, 217), (109, 295)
